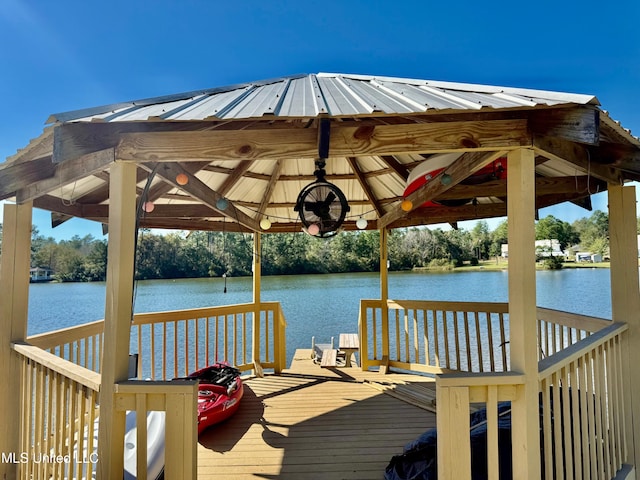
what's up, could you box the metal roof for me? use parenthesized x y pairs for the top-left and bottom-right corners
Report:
(4, 72), (639, 235)
(47, 73), (600, 124)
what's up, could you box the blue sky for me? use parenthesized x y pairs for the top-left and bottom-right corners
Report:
(1, 0), (639, 239)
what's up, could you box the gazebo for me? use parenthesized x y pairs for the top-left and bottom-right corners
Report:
(1, 73), (639, 479)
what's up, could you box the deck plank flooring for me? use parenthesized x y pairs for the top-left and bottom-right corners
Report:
(196, 349), (437, 479)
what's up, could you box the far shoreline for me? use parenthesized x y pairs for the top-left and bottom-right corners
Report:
(414, 259), (618, 273)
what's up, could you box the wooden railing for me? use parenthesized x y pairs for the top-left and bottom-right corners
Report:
(538, 322), (629, 480)
(434, 324), (628, 480)
(131, 302), (287, 379)
(27, 302), (288, 378)
(359, 299), (510, 374)
(536, 307), (612, 358)
(359, 300), (613, 375)
(12, 341), (198, 480)
(12, 341), (101, 480)
(114, 380), (198, 479)
(28, 319), (104, 373)
(436, 372), (525, 479)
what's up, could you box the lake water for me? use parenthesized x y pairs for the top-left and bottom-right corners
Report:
(28, 269), (614, 367)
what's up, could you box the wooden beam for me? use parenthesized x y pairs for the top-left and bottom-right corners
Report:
(346, 157), (385, 217)
(379, 155), (410, 180)
(377, 151), (504, 229)
(217, 159), (255, 196)
(533, 135), (622, 183)
(258, 160), (283, 217)
(389, 203), (508, 227)
(115, 119), (530, 162)
(15, 147), (115, 203)
(433, 175), (605, 201)
(529, 107), (599, 145)
(0, 156), (56, 201)
(149, 162), (260, 232)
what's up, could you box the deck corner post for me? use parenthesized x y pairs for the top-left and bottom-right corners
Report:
(252, 232), (263, 372)
(608, 183), (640, 467)
(506, 147), (541, 479)
(0, 201), (32, 480)
(380, 227), (390, 360)
(97, 161), (137, 480)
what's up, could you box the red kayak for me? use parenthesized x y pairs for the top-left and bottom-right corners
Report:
(183, 363), (244, 434)
(405, 153), (507, 207)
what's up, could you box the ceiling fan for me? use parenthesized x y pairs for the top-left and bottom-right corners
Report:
(294, 159), (349, 238)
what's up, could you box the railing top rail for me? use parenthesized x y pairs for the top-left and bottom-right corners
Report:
(437, 371), (525, 387)
(12, 341), (101, 391)
(361, 298), (509, 313)
(538, 322), (628, 380)
(27, 318), (104, 349)
(133, 301), (281, 324)
(536, 306), (611, 332)
(115, 379), (198, 395)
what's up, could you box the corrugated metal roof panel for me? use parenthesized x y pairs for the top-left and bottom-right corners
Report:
(48, 72), (601, 125)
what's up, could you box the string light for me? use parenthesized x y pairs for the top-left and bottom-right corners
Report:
(176, 173), (189, 185)
(260, 217), (272, 230)
(401, 199), (413, 212)
(356, 217), (368, 230)
(440, 173), (452, 186)
(143, 201), (155, 213)
(216, 198), (229, 210)
(307, 223), (320, 236)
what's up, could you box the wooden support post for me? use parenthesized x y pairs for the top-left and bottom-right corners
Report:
(608, 184), (640, 467)
(380, 228), (390, 368)
(507, 148), (541, 479)
(252, 232), (263, 375)
(97, 162), (137, 480)
(0, 201), (32, 480)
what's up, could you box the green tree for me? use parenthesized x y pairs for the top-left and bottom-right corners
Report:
(470, 221), (491, 260)
(84, 240), (108, 281)
(535, 215), (579, 250)
(490, 220), (508, 258)
(573, 210), (609, 251)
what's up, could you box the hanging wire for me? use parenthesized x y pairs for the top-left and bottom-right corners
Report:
(132, 165), (160, 320)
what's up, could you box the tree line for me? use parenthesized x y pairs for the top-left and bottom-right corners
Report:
(0, 210), (634, 282)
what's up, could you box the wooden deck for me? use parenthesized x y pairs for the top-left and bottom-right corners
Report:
(196, 349), (437, 479)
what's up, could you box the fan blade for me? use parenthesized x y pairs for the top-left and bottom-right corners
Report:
(322, 192), (336, 205)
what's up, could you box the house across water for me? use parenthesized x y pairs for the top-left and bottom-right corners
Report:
(29, 267), (53, 283)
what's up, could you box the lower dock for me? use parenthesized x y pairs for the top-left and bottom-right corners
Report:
(196, 349), (437, 479)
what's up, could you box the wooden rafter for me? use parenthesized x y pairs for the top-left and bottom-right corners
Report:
(148, 162), (260, 232)
(346, 156), (384, 217)
(258, 160), (283, 217)
(379, 155), (410, 180)
(217, 159), (255, 196)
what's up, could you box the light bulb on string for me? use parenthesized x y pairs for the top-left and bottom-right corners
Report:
(356, 217), (368, 230)
(401, 199), (413, 212)
(260, 217), (272, 230)
(143, 201), (155, 213)
(216, 198), (229, 210)
(307, 223), (320, 236)
(440, 173), (452, 186)
(176, 173), (189, 186)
